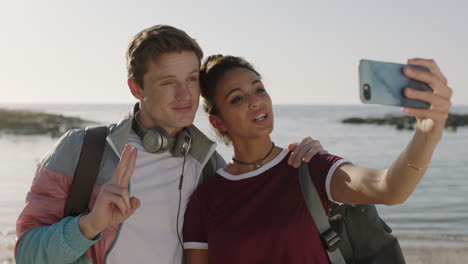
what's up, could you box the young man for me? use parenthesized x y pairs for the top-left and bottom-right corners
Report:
(15, 25), (324, 264)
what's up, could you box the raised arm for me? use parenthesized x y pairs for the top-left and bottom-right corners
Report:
(79, 145), (140, 239)
(330, 58), (452, 205)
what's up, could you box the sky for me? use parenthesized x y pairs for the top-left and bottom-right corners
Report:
(0, 0), (466, 105)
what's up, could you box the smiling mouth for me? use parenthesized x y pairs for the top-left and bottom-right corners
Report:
(174, 105), (192, 110)
(254, 113), (267, 121)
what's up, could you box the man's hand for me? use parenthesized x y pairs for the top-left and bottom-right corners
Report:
(287, 137), (327, 168)
(402, 58), (452, 139)
(79, 145), (141, 239)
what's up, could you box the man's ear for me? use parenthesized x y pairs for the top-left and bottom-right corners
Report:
(128, 78), (142, 99)
(209, 115), (227, 132)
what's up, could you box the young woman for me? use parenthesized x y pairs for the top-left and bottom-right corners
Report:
(182, 55), (452, 264)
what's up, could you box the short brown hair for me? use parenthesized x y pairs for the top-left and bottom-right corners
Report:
(126, 25), (204, 88)
(199, 55), (261, 145)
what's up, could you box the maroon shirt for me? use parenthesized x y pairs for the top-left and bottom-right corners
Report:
(183, 149), (344, 264)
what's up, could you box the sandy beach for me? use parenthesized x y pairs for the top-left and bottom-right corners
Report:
(2, 245), (468, 263)
(403, 247), (468, 264)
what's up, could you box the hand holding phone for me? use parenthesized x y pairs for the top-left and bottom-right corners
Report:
(359, 59), (432, 109)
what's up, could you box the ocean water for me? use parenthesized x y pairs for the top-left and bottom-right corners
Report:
(1, 103), (467, 254)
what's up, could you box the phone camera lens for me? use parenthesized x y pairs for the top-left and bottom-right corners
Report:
(363, 83), (371, 100)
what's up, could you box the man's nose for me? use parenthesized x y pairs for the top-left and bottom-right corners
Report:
(175, 83), (191, 101)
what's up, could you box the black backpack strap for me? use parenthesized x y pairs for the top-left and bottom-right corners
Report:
(64, 126), (108, 217)
(298, 163), (346, 264)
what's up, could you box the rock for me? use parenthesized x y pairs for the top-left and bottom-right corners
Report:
(0, 108), (98, 137)
(342, 113), (468, 131)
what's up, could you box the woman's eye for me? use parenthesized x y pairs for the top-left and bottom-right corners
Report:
(256, 87), (266, 93)
(189, 76), (198, 82)
(231, 96), (242, 104)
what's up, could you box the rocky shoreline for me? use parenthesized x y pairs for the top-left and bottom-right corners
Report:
(0, 108), (97, 137)
(342, 113), (468, 131)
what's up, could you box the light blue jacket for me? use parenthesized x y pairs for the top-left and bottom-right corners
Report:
(15, 104), (225, 264)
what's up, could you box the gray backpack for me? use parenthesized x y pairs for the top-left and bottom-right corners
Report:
(298, 163), (406, 264)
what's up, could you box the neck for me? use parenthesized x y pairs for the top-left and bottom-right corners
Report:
(228, 137), (281, 173)
(135, 111), (181, 138)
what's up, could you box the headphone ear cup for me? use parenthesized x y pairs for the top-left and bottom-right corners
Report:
(172, 130), (191, 157)
(143, 130), (167, 153)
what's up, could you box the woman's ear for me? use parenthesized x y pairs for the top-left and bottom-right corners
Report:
(209, 115), (227, 132)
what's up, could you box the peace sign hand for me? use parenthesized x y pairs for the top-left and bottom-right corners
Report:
(78, 145), (141, 240)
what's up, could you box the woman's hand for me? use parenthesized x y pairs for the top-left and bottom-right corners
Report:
(79, 144), (141, 239)
(287, 137), (327, 168)
(402, 58), (453, 139)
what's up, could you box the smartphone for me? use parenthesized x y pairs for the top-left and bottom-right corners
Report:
(359, 59), (432, 109)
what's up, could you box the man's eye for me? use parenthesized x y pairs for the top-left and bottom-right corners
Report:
(162, 81), (174, 86)
(231, 96), (242, 104)
(189, 76), (198, 82)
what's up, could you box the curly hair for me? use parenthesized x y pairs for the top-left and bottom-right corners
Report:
(199, 55), (261, 145)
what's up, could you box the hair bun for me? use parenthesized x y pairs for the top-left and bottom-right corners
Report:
(205, 54), (223, 63)
(201, 54), (224, 72)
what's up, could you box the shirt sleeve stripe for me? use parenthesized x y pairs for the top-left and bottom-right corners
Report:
(184, 242), (208, 249)
(325, 159), (350, 203)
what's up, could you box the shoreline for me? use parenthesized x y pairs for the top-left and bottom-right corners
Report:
(2, 247), (468, 264)
(402, 247), (468, 264)
(0, 108), (97, 137)
(2, 237), (468, 264)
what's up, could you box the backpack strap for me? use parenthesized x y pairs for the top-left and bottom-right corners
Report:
(298, 163), (346, 264)
(64, 126), (108, 217)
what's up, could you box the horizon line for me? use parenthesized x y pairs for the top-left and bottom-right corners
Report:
(1, 102), (467, 107)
